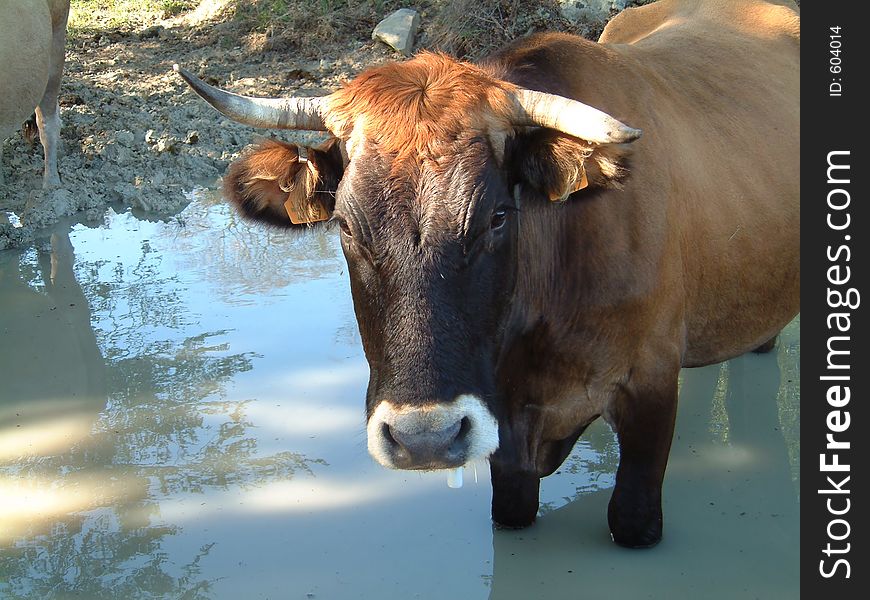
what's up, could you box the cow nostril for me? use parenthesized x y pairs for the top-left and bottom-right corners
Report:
(367, 397), (497, 470)
(448, 417), (472, 454)
(386, 418), (464, 456)
(383, 422), (398, 447)
(384, 423), (413, 463)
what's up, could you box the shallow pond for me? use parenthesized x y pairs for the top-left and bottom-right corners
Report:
(0, 193), (799, 599)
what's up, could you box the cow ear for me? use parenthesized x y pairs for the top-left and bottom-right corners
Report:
(509, 129), (633, 202)
(223, 138), (344, 228)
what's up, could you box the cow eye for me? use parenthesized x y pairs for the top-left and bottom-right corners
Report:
(336, 217), (353, 238)
(490, 209), (507, 231)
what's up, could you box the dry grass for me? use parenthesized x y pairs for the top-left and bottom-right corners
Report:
(69, 0), (198, 37)
(230, 0), (415, 56)
(426, 0), (617, 59)
(68, 0), (660, 59)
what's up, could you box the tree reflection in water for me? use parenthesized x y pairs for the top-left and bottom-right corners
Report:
(0, 210), (327, 599)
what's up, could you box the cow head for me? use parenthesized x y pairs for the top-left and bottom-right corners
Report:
(175, 55), (640, 472)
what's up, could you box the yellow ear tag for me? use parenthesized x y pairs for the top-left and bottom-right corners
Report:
(284, 195), (330, 225)
(549, 164), (589, 202)
(574, 163), (589, 192)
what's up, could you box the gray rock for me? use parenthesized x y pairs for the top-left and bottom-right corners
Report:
(372, 8), (420, 56)
(558, 0), (628, 22)
(114, 130), (136, 147)
(219, 130), (239, 147)
(155, 137), (179, 154)
(100, 142), (122, 162)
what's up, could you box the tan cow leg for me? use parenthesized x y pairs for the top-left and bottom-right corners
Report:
(35, 103), (61, 188)
(36, 0), (70, 188)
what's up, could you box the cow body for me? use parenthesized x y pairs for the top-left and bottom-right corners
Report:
(178, 0), (799, 547)
(0, 0), (70, 188)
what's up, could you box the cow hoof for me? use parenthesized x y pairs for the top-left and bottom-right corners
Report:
(608, 516), (663, 548)
(752, 335), (778, 354)
(492, 518), (536, 531)
(491, 495), (538, 529)
(492, 512), (537, 530)
(608, 496), (663, 548)
(610, 528), (662, 549)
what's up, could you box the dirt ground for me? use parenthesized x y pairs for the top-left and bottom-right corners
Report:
(0, 2), (404, 249)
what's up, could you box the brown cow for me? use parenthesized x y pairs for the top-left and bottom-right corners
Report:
(176, 0), (799, 547)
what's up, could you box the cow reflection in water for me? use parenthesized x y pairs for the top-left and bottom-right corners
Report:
(0, 231), (107, 449)
(488, 344), (799, 599)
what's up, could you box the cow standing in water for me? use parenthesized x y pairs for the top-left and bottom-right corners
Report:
(176, 0), (799, 547)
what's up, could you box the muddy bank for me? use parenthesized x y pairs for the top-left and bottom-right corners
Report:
(0, 8), (394, 249)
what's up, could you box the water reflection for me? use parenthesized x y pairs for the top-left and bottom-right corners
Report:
(0, 209), (327, 598)
(0, 231), (106, 457)
(155, 190), (342, 301)
(489, 320), (800, 600)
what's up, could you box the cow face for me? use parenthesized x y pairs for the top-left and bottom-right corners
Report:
(225, 134), (629, 472)
(205, 53), (638, 472)
(335, 135), (518, 470)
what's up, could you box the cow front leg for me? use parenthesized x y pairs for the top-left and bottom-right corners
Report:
(606, 378), (678, 548)
(489, 460), (539, 529)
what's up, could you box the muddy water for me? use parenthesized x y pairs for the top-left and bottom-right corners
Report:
(0, 194), (799, 599)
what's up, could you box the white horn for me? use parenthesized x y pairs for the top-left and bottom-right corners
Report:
(173, 64), (329, 131)
(510, 88), (641, 144)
